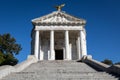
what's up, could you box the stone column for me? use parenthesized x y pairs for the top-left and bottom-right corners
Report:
(39, 35), (43, 60)
(77, 35), (82, 59)
(50, 30), (55, 60)
(65, 30), (70, 60)
(34, 30), (39, 60)
(69, 43), (72, 60)
(80, 30), (87, 57)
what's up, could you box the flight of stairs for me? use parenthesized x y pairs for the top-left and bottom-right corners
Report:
(1, 61), (119, 80)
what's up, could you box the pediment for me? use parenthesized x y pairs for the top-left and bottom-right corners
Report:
(32, 11), (86, 25)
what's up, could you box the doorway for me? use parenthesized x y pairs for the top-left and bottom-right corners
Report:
(55, 49), (63, 60)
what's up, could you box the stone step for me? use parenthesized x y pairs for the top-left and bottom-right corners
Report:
(24, 69), (96, 72)
(2, 72), (117, 80)
(1, 61), (119, 80)
(18, 71), (110, 76)
(24, 61), (97, 72)
(2, 77), (118, 80)
(6, 73), (114, 78)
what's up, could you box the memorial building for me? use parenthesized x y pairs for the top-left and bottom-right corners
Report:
(31, 5), (87, 60)
(0, 4), (119, 80)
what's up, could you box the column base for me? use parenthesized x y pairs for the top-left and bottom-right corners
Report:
(49, 59), (55, 60)
(64, 58), (71, 60)
(82, 55), (92, 60)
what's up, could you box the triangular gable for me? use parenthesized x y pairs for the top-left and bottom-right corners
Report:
(32, 11), (86, 25)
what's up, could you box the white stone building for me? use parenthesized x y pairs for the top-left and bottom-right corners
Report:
(31, 10), (87, 60)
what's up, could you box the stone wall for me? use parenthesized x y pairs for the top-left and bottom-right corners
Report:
(83, 56), (109, 71)
(108, 65), (120, 76)
(83, 56), (120, 76)
(0, 55), (37, 79)
(0, 65), (15, 79)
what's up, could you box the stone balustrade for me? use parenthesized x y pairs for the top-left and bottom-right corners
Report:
(0, 55), (37, 79)
(0, 65), (15, 79)
(82, 56), (120, 76)
(14, 55), (37, 72)
(82, 56), (109, 71)
(108, 65), (120, 76)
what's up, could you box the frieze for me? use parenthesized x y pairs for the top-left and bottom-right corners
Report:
(35, 26), (83, 30)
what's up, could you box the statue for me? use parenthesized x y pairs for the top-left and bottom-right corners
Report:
(55, 4), (65, 11)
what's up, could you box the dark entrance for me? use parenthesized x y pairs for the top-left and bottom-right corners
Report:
(55, 49), (63, 60)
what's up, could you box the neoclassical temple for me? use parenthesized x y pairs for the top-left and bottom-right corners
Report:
(31, 8), (87, 60)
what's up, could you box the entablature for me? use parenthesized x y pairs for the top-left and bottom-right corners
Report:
(35, 26), (84, 31)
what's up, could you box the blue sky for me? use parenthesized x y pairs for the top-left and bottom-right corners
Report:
(0, 0), (120, 63)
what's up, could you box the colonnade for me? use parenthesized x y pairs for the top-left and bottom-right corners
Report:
(34, 30), (87, 60)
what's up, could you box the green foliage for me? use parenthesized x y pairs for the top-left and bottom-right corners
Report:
(1, 53), (18, 66)
(0, 52), (5, 64)
(0, 33), (22, 66)
(114, 62), (120, 65)
(101, 59), (113, 65)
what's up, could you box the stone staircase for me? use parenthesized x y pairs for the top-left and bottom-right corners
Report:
(1, 61), (119, 80)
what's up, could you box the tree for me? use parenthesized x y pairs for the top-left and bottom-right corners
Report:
(0, 33), (22, 66)
(114, 62), (120, 65)
(101, 59), (113, 65)
(0, 51), (5, 65)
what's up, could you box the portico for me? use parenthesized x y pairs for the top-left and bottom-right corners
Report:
(31, 11), (87, 60)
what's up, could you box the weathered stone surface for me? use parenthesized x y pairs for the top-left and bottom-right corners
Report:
(1, 61), (119, 80)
